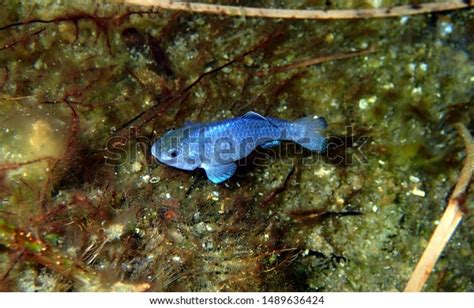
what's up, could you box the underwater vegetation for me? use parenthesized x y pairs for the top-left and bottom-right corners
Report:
(0, 0), (473, 291)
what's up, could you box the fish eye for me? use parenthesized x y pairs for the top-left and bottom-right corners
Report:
(168, 149), (179, 158)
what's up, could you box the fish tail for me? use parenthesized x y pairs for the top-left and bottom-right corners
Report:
(293, 116), (327, 152)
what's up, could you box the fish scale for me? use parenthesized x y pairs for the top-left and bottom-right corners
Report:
(202, 118), (282, 162)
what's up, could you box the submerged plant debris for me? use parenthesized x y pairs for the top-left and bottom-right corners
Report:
(0, 0), (472, 291)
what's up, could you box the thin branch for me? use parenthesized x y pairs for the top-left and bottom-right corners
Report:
(118, 0), (472, 19)
(0, 28), (46, 51)
(404, 123), (473, 292)
(0, 157), (53, 171)
(256, 46), (376, 76)
(258, 164), (296, 207)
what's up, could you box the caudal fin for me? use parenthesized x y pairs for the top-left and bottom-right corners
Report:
(294, 116), (327, 152)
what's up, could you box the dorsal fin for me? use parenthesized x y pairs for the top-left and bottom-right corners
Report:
(242, 111), (267, 121)
(241, 111), (278, 128)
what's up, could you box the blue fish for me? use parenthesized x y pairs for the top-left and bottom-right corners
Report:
(151, 111), (327, 184)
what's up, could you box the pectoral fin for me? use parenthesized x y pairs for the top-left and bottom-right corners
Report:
(203, 163), (237, 184)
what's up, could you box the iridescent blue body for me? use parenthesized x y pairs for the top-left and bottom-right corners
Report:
(151, 111), (327, 183)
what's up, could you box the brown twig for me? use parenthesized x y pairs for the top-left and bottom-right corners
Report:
(0, 249), (25, 284)
(259, 164), (296, 207)
(256, 46), (376, 77)
(0, 27), (46, 51)
(404, 123), (473, 292)
(118, 0), (472, 19)
(0, 157), (53, 171)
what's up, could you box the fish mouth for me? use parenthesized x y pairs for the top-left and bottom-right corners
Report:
(151, 142), (160, 159)
(153, 155), (176, 167)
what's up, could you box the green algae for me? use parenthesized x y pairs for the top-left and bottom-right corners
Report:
(0, 0), (472, 291)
